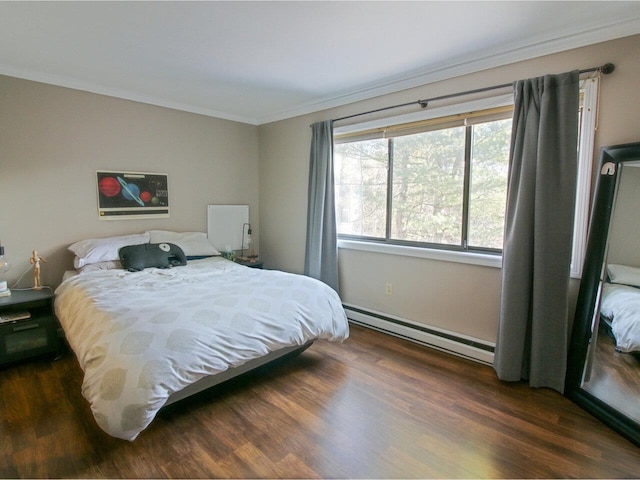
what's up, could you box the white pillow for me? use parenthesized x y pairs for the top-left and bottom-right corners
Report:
(78, 260), (123, 273)
(607, 264), (640, 288)
(69, 233), (150, 268)
(146, 230), (220, 257)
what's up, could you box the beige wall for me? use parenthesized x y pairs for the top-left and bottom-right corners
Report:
(2, 34), (639, 343)
(258, 34), (640, 343)
(0, 76), (259, 289)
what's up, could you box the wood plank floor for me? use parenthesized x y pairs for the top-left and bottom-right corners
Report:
(1, 323), (638, 478)
(583, 323), (640, 423)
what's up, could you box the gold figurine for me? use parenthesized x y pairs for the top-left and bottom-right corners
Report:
(30, 250), (47, 290)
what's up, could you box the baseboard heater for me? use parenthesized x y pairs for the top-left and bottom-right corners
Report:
(343, 304), (495, 365)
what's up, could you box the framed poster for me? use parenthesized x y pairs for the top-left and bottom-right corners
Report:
(97, 171), (169, 220)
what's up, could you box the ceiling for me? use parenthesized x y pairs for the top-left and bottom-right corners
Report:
(1, 1), (640, 125)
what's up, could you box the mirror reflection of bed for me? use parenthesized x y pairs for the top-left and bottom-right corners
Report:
(581, 161), (640, 424)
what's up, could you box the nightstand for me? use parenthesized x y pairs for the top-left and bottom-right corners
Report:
(234, 258), (264, 269)
(0, 289), (63, 367)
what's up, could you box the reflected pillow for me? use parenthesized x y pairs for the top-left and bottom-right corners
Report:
(146, 230), (220, 257)
(607, 264), (640, 288)
(69, 233), (150, 268)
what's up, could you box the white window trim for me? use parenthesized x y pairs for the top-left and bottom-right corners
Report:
(336, 80), (598, 278)
(571, 76), (599, 278)
(334, 93), (514, 137)
(337, 238), (502, 268)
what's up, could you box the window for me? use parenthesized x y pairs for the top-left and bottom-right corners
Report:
(335, 105), (512, 253)
(335, 79), (598, 276)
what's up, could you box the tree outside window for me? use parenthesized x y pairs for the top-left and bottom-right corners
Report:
(334, 112), (512, 253)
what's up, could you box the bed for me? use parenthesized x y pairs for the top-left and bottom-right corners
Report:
(599, 264), (640, 353)
(54, 231), (349, 441)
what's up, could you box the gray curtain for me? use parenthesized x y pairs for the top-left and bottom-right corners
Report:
(304, 120), (339, 292)
(493, 71), (580, 393)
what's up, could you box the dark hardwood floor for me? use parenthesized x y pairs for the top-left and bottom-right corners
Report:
(583, 323), (640, 423)
(1, 323), (638, 478)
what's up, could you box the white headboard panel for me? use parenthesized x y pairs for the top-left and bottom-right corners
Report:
(207, 204), (249, 252)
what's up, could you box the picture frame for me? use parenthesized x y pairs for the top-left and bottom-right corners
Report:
(97, 170), (169, 220)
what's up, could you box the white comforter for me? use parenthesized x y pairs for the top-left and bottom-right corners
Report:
(600, 282), (640, 353)
(54, 257), (349, 441)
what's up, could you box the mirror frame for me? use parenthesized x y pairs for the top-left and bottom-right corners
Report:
(566, 141), (640, 447)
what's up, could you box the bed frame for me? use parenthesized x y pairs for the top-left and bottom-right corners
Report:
(163, 341), (313, 406)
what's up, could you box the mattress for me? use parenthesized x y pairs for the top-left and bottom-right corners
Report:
(54, 256), (349, 440)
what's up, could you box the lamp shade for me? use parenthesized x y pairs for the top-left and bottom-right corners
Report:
(0, 245), (11, 295)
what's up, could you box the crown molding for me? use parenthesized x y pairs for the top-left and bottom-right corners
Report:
(256, 17), (640, 125)
(0, 65), (260, 125)
(2, 16), (639, 126)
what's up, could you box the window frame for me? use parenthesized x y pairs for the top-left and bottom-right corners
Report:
(335, 79), (598, 278)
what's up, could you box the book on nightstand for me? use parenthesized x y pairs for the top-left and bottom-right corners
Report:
(0, 311), (31, 324)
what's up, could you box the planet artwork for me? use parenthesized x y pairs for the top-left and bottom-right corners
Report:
(98, 176), (121, 197)
(97, 171), (169, 218)
(117, 177), (144, 206)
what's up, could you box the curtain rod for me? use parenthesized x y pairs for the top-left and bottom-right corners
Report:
(332, 63), (615, 124)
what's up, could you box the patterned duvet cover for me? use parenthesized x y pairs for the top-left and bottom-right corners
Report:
(54, 257), (349, 440)
(600, 282), (640, 353)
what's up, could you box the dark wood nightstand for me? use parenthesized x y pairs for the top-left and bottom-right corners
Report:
(0, 288), (63, 367)
(234, 258), (264, 269)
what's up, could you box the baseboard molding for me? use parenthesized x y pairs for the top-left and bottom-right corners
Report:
(343, 303), (495, 366)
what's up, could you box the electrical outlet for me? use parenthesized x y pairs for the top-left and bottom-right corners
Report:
(385, 282), (392, 295)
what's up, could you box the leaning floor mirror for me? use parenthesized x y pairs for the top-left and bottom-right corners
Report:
(566, 142), (640, 446)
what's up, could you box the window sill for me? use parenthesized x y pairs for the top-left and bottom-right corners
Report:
(337, 239), (502, 269)
(338, 239), (584, 279)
